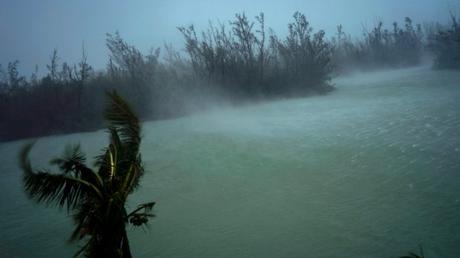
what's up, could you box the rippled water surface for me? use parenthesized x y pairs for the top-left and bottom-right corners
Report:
(1, 67), (460, 257)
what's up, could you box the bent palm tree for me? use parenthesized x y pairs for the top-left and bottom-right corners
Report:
(19, 91), (154, 258)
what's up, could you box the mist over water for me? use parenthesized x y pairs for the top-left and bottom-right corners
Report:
(1, 66), (460, 257)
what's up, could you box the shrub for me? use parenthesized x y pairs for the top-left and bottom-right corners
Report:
(429, 15), (460, 69)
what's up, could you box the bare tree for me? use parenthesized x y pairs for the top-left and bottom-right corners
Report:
(47, 49), (59, 82)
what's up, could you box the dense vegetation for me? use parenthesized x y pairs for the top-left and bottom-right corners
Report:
(331, 17), (424, 72)
(19, 91), (155, 258)
(428, 15), (460, 69)
(179, 12), (334, 96)
(0, 12), (455, 142)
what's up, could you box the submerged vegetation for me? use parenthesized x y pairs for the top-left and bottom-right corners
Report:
(0, 11), (457, 141)
(19, 91), (154, 258)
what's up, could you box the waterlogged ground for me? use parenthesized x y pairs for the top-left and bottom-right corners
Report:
(1, 66), (460, 257)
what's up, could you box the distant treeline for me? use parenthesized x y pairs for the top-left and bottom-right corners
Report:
(332, 17), (424, 72)
(428, 15), (460, 69)
(0, 12), (459, 141)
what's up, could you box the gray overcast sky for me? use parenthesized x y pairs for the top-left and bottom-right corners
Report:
(1, 0), (459, 75)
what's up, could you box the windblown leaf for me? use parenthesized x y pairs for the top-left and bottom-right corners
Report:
(50, 144), (86, 173)
(20, 142), (101, 211)
(50, 145), (104, 189)
(127, 201), (156, 227)
(104, 90), (141, 158)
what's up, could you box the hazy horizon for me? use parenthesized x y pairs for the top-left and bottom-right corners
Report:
(1, 0), (459, 75)
(1, 1), (460, 257)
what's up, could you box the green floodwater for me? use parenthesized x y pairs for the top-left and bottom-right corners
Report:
(1, 67), (460, 258)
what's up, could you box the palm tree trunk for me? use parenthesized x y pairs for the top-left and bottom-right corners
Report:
(121, 227), (132, 258)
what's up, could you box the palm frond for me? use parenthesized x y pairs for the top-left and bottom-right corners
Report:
(100, 91), (145, 190)
(50, 144), (104, 189)
(23, 170), (94, 210)
(108, 126), (123, 155)
(20, 142), (102, 210)
(97, 144), (118, 182)
(127, 201), (156, 217)
(19, 141), (37, 175)
(127, 201), (156, 227)
(104, 90), (141, 158)
(118, 154), (144, 195)
(50, 144), (86, 173)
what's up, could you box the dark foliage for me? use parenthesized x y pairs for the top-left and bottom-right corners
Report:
(19, 91), (155, 258)
(272, 12), (334, 93)
(0, 52), (101, 141)
(178, 12), (333, 96)
(0, 12), (436, 142)
(428, 15), (460, 69)
(332, 17), (424, 72)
